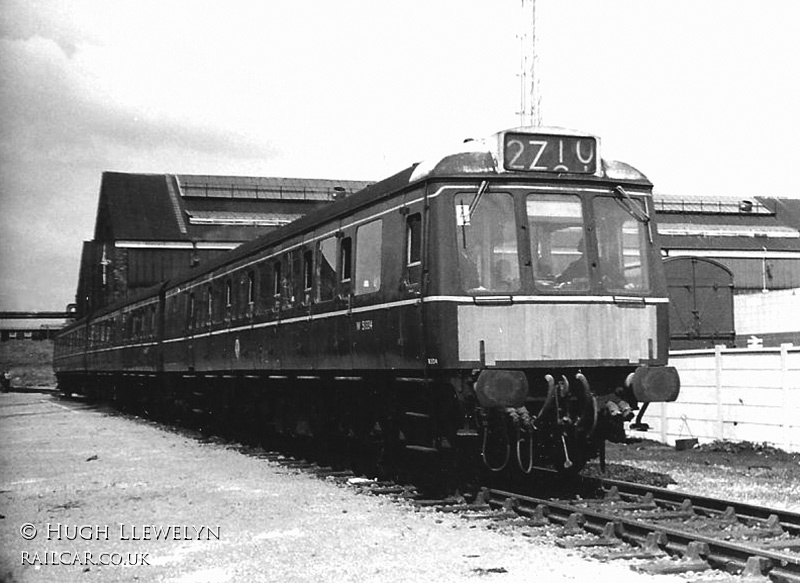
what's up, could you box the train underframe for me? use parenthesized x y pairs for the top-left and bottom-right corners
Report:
(56, 362), (675, 491)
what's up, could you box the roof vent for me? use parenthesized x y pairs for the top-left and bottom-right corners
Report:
(739, 199), (754, 213)
(333, 186), (347, 200)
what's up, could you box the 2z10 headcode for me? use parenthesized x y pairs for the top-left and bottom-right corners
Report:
(503, 133), (597, 174)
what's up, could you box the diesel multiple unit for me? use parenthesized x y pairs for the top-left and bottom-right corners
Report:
(54, 127), (680, 479)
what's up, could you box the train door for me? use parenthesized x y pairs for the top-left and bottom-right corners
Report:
(385, 190), (427, 370)
(309, 234), (339, 369)
(337, 229), (356, 370)
(350, 217), (386, 370)
(185, 289), (197, 371)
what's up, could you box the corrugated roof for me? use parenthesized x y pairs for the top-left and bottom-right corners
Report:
(175, 174), (371, 201)
(0, 318), (68, 330)
(658, 223), (800, 238)
(186, 210), (302, 227)
(654, 192), (773, 215)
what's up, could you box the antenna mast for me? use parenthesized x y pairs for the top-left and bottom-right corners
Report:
(518, 0), (541, 126)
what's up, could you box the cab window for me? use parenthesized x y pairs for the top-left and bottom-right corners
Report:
(527, 194), (588, 291)
(594, 196), (650, 292)
(454, 192), (519, 292)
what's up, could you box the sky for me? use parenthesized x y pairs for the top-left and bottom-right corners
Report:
(1, 0), (799, 311)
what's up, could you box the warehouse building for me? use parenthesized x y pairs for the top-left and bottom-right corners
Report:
(0, 312), (71, 341)
(75, 172), (371, 317)
(655, 193), (800, 347)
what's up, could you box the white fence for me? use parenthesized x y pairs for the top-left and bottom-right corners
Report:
(635, 344), (800, 452)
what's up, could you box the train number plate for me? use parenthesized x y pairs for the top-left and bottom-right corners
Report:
(503, 133), (597, 174)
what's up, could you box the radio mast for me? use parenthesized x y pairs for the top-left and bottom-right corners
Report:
(518, 0), (541, 127)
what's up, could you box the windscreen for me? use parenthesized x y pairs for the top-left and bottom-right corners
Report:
(454, 192), (520, 293)
(527, 194), (589, 291)
(594, 196), (650, 292)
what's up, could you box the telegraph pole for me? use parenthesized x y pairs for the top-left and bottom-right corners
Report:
(518, 0), (541, 126)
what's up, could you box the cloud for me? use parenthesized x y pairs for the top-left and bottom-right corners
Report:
(0, 32), (280, 309)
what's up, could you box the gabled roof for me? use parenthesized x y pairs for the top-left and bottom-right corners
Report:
(92, 172), (372, 245)
(95, 172), (182, 241)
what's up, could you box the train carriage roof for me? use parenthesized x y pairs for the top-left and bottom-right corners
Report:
(166, 127), (656, 289)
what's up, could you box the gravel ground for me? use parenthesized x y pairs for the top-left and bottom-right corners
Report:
(0, 393), (685, 583)
(593, 438), (800, 512)
(0, 392), (795, 583)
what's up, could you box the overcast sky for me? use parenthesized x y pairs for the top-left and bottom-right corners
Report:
(1, 0), (799, 311)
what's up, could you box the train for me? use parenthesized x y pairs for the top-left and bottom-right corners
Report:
(54, 126), (680, 484)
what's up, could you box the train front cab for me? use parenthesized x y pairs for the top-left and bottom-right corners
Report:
(417, 130), (680, 472)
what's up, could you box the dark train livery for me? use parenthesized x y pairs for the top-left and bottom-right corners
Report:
(54, 127), (679, 479)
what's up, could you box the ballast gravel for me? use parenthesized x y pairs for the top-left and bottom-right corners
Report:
(0, 392), (765, 582)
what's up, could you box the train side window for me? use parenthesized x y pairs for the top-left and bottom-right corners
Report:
(188, 293), (196, 329)
(405, 213), (422, 286)
(258, 262), (272, 310)
(206, 285), (214, 324)
(247, 270), (255, 305)
(318, 236), (337, 302)
(277, 254), (296, 311)
(287, 251), (301, 309)
(340, 237), (352, 283)
(355, 219), (382, 296)
(302, 250), (313, 305)
(272, 261), (282, 311)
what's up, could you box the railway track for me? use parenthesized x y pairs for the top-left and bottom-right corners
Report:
(480, 484), (800, 582)
(259, 450), (800, 582)
(68, 395), (800, 581)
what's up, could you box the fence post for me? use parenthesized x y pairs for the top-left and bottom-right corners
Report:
(781, 343), (790, 450)
(715, 345), (724, 440)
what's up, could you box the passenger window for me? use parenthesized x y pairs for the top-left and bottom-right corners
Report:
(454, 192), (519, 292)
(318, 237), (337, 302)
(259, 263), (272, 309)
(247, 270), (255, 305)
(405, 213), (422, 287)
(278, 254), (297, 310)
(188, 293), (196, 328)
(355, 220), (382, 295)
(272, 261), (282, 306)
(407, 213), (422, 265)
(206, 285), (214, 324)
(340, 237), (352, 283)
(288, 251), (301, 309)
(302, 250), (313, 305)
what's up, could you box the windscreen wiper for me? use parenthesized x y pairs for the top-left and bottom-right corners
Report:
(469, 180), (490, 217)
(614, 185), (653, 242)
(461, 180), (490, 248)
